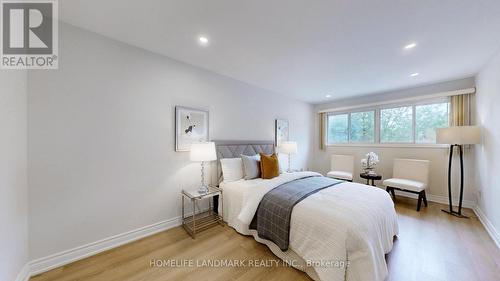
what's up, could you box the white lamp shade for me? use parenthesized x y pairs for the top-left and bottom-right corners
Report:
(190, 142), (217, 162)
(277, 141), (298, 155)
(436, 126), (481, 145)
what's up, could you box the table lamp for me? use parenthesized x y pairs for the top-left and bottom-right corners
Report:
(190, 142), (217, 194)
(277, 141), (298, 173)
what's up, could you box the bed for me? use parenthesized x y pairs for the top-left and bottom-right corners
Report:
(213, 141), (399, 281)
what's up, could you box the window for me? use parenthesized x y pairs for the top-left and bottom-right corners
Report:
(350, 111), (375, 143)
(380, 106), (413, 143)
(415, 103), (449, 143)
(327, 111), (375, 144)
(325, 99), (450, 145)
(327, 114), (348, 144)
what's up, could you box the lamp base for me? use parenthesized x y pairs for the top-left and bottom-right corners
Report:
(198, 185), (209, 194)
(198, 161), (208, 194)
(442, 145), (469, 219)
(441, 209), (469, 219)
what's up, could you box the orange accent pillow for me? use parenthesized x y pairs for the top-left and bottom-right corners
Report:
(260, 153), (280, 179)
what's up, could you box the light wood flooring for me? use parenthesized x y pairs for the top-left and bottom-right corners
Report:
(31, 198), (500, 281)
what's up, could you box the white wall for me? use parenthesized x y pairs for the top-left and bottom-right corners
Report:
(27, 24), (313, 260)
(0, 71), (28, 280)
(312, 79), (477, 203)
(475, 48), (500, 240)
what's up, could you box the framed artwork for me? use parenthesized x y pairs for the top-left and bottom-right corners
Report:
(275, 119), (289, 146)
(175, 106), (209, 151)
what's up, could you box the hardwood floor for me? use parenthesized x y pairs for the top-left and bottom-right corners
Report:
(386, 198), (500, 281)
(31, 199), (500, 281)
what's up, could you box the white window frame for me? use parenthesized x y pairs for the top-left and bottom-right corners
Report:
(326, 113), (350, 144)
(325, 97), (450, 148)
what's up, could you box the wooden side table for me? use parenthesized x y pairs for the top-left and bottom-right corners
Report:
(181, 186), (223, 239)
(360, 173), (382, 186)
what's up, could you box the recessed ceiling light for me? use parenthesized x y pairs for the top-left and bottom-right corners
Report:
(325, 94), (332, 98)
(410, 72), (420, 77)
(404, 43), (417, 50)
(198, 36), (209, 45)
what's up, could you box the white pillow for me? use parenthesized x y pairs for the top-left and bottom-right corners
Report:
(241, 154), (261, 180)
(220, 158), (244, 182)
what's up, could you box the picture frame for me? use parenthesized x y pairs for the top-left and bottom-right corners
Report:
(275, 119), (289, 146)
(175, 106), (209, 151)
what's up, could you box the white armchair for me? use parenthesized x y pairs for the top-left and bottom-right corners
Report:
(383, 159), (430, 211)
(326, 155), (354, 181)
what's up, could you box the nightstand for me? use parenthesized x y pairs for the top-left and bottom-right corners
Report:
(181, 186), (223, 238)
(360, 172), (382, 186)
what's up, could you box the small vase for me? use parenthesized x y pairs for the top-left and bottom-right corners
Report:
(364, 167), (376, 175)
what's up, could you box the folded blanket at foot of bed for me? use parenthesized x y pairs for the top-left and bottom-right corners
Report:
(249, 176), (343, 250)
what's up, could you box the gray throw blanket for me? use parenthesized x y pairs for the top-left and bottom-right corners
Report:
(249, 176), (343, 251)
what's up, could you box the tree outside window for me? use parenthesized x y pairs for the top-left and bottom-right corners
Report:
(350, 111), (375, 143)
(380, 106), (413, 143)
(327, 114), (348, 143)
(416, 103), (449, 143)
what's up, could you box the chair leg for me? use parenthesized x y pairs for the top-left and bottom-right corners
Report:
(386, 187), (396, 201)
(417, 192), (423, 212)
(422, 190), (428, 207)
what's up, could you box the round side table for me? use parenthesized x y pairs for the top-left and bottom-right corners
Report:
(360, 173), (382, 186)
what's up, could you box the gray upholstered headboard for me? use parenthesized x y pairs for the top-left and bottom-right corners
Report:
(212, 140), (275, 185)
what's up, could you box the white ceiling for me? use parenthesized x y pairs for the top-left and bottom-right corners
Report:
(59, 0), (500, 104)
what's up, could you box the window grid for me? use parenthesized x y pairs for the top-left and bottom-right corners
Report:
(326, 99), (450, 145)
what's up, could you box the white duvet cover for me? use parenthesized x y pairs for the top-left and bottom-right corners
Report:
(220, 172), (399, 281)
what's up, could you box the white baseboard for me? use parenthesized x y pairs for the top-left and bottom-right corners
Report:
(29, 216), (182, 277)
(426, 194), (476, 209)
(473, 206), (500, 250)
(393, 190), (476, 209)
(15, 264), (30, 281)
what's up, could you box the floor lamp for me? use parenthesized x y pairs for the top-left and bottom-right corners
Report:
(436, 126), (481, 218)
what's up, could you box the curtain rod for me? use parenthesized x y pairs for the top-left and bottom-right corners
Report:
(317, 87), (476, 113)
